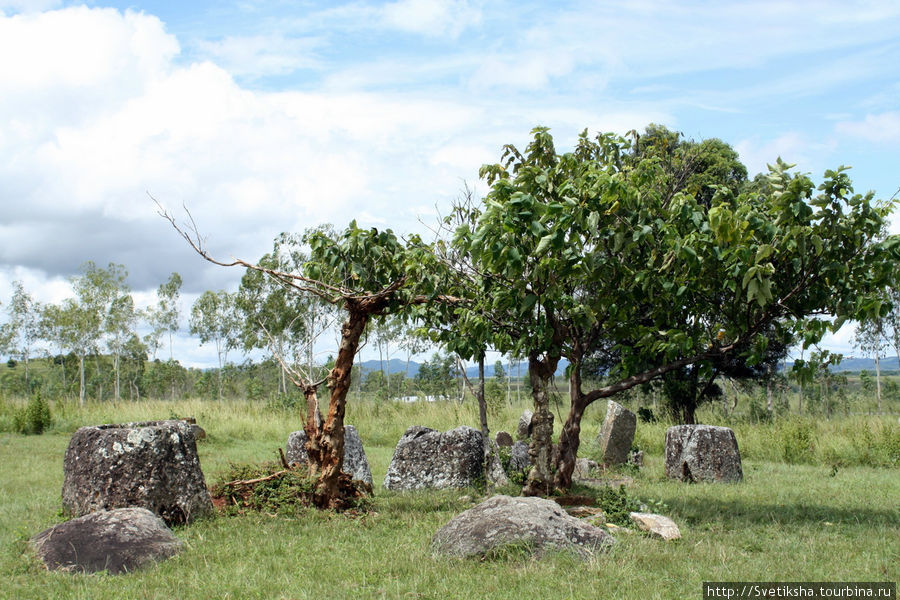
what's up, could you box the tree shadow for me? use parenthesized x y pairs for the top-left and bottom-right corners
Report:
(665, 495), (899, 529)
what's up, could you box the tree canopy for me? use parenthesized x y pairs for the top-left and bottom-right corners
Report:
(448, 125), (898, 492)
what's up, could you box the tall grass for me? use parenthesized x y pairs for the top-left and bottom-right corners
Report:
(1, 394), (898, 599)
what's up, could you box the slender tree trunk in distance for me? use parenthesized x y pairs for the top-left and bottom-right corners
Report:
(79, 354), (85, 407)
(875, 351), (882, 414)
(523, 353), (559, 497)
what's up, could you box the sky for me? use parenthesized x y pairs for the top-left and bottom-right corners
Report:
(1, 0), (899, 368)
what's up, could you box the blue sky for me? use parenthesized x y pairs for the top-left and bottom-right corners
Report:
(1, 0), (898, 366)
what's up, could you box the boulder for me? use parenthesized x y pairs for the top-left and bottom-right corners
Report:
(508, 440), (531, 473)
(628, 449), (644, 468)
(596, 400), (636, 466)
(573, 458), (599, 480)
(286, 425), (372, 485)
(665, 424), (743, 483)
(495, 431), (514, 447)
(62, 420), (213, 525)
(629, 512), (681, 541)
(432, 495), (615, 559)
(31, 508), (182, 574)
(383, 426), (508, 490)
(517, 410), (534, 440)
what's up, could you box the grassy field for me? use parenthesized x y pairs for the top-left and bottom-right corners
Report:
(0, 397), (897, 599)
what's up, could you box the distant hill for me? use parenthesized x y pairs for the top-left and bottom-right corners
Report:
(788, 356), (899, 373)
(356, 358), (571, 378)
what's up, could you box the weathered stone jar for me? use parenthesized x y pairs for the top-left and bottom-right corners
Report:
(62, 420), (213, 525)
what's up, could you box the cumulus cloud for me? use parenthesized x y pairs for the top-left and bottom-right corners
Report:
(0, 6), (507, 301)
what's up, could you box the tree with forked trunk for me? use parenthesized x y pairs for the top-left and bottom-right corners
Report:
(161, 207), (451, 508)
(451, 126), (898, 495)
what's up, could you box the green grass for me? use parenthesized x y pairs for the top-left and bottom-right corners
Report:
(0, 397), (897, 599)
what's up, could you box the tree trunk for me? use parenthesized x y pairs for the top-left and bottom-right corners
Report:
(79, 354), (85, 407)
(875, 351), (882, 414)
(476, 356), (492, 489)
(114, 351), (121, 401)
(312, 307), (368, 509)
(523, 353), (559, 497)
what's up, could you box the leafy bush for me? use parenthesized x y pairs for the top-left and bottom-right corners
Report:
(497, 445), (528, 486)
(12, 390), (52, 435)
(593, 485), (642, 527)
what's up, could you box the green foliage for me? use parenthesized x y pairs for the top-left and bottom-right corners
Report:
(496, 445), (528, 486)
(211, 462), (318, 516)
(778, 420), (817, 464)
(592, 485), (642, 527)
(12, 390), (52, 435)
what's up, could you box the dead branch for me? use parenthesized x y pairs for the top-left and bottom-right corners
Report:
(223, 468), (293, 487)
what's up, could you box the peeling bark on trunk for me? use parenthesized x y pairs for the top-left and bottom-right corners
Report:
(522, 353), (559, 497)
(552, 366), (588, 490)
(312, 306), (368, 509)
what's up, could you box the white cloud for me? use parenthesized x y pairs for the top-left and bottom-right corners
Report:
(193, 34), (322, 79)
(380, 0), (481, 37)
(735, 133), (838, 177)
(835, 112), (900, 144)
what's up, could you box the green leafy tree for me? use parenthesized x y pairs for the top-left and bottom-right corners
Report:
(454, 126), (898, 493)
(0, 281), (42, 389)
(145, 272), (182, 361)
(189, 290), (240, 401)
(163, 209), (450, 508)
(40, 262), (129, 405)
(853, 319), (888, 413)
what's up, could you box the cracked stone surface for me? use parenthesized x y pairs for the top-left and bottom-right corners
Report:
(285, 425), (373, 485)
(383, 426), (508, 491)
(664, 424), (743, 483)
(432, 495), (615, 559)
(595, 400), (636, 467)
(31, 508), (182, 574)
(62, 420), (213, 525)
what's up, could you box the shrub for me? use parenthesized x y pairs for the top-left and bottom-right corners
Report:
(778, 419), (816, 464)
(13, 390), (52, 435)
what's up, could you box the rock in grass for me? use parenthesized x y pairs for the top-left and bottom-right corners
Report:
(62, 420), (213, 525)
(664, 424), (743, 483)
(517, 410), (534, 440)
(432, 495), (615, 559)
(383, 426), (508, 491)
(286, 425), (373, 485)
(31, 508), (182, 574)
(596, 400), (636, 467)
(629, 512), (681, 540)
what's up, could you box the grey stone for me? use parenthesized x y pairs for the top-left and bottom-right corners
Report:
(596, 400), (636, 466)
(31, 508), (182, 574)
(628, 449), (644, 467)
(665, 424), (743, 483)
(383, 426), (508, 491)
(517, 410), (534, 440)
(629, 512), (681, 541)
(573, 458), (599, 480)
(62, 420), (213, 525)
(495, 431), (514, 447)
(432, 495), (615, 559)
(508, 440), (531, 473)
(286, 425), (372, 485)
